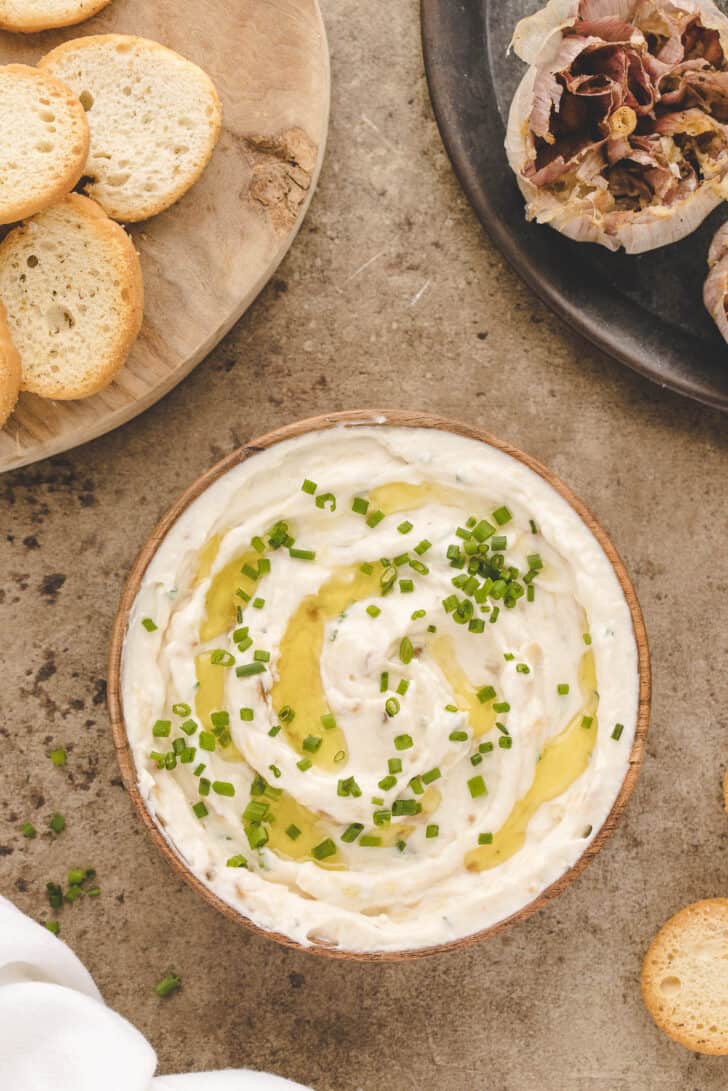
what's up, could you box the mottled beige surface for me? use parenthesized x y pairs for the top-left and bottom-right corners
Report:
(1, 2), (727, 1089)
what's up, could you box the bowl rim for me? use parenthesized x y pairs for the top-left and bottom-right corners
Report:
(107, 408), (651, 962)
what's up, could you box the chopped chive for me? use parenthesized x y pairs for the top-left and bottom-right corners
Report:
(493, 701), (510, 713)
(449, 730), (468, 742)
(21, 822), (36, 838)
(472, 519), (495, 542)
(360, 835), (382, 847)
(152, 719), (171, 737)
(212, 781), (235, 797)
(399, 579), (414, 593)
(380, 671), (389, 693)
(470, 753), (483, 766)
(388, 757), (402, 774)
(226, 855), (248, 868)
(529, 519), (538, 534)
(210, 649), (235, 667)
(297, 758), (312, 772)
(442, 594), (458, 613)
(516, 663), (530, 674)
(426, 824), (439, 838)
(269, 764), (281, 779)
(581, 715), (593, 729)
(253, 650), (271, 664)
(493, 506), (512, 526)
(198, 777), (211, 796)
(236, 636), (253, 652)
(479, 741), (494, 754)
(154, 974), (182, 998)
(142, 617), (158, 632)
(45, 920), (60, 935)
(245, 823), (268, 850)
(211, 710), (230, 731)
(360, 561), (374, 575)
(251, 535), (266, 553)
(236, 662), (266, 677)
(422, 767), (441, 784)
(498, 736), (513, 749)
(397, 520), (413, 534)
(301, 478), (317, 494)
(399, 637), (414, 665)
(252, 597), (265, 610)
(192, 802), (208, 819)
(352, 497), (369, 515)
(46, 882), (63, 909)
(241, 563), (259, 581)
(396, 679), (410, 696)
(321, 712), (336, 730)
(303, 735), (322, 753)
(50, 747), (67, 767)
(468, 618), (485, 633)
(341, 823), (364, 843)
(172, 738), (186, 755)
(366, 510), (385, 528)
(199, 732), (216, 751)
(504, 653), (515, 662)
(312, 838), (336, 860)
(180, 719), (197, 736)
(385, 697), (400, 718)
(172, 702), (191, 717)
(414, 539), (432, 555)
(378, 774), (397, 790)
(239, 707), (254, 721)
(527, 585), (535, 603)
(612, 723), (624, 741)
(180, 747), (196, 764)
(409, 775), (424, 795)
(490, 606), (500, 623)
(411, 609), (426, 620)
(257, 558), (271, 575)
(477, 685), (496, 704)
(314, 492), (336, 512)
(367, 604), (381, 618)
(373, 808), (391, 826)
(478, 832), (494, 845)
(286, 824), (302, 840)
(468, 775), (487, 799)
(290, 548), (316, 561)
(193, 763), (206, 776)
(427, 624), (437, 633)
(557, 683), (570, 695)
(392, 799), (420, 816)
(268, 724), (281, 737)
(583, 633), (592, 645)
(334, 749), (346, 762)
(394, 734), (413, 750)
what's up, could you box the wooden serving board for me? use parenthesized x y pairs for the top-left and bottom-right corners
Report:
(0, 0), (330, 472)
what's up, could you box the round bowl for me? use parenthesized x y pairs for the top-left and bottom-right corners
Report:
(108, 409), (651, 961)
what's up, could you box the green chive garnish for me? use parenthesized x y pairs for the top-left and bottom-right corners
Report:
(192, 802), (208, 819)
(210, 649), (235, 667)
(341, 823), (364, 843)
(426, 824), (439, 838)
(152, 719), (171, 737)
(303, 735), (322, 753)
(557, 683), (569, 695)
(154, 974), (181, 997)
(321, 712), (336, 730)
(366, 510), (385, 528)
(312, 838), (336, 860)
(449, 730), (468, 741)
(172, 703), (191, 717)
(236, 662), (266, 677)
(388, 757), (402, 774)
(581, 716), (593, 729)
(397, 521), (413, 534)
(380, 671), (389, 692)
(301, 478), (317, 494)
(50, 747), (66, 767)
(396, 679), (410, 696)
(367, 604), (381, 618)
(583, 633), (592, 645)
(394, 734), (413, 750)
(226, 855), (248, 868)
(352, 497), (369, 515)
(493, 506), (512, 526)
(378, 774), (397, 791)
(612, 723), (624, 741)
(478, 832), (493, 845)
(212, 781), (235, 797)
(142, 617), (158, 632)
(315, 492), (336, 511)
(498, 736), (513, 750)
(286, 824), (302, 840)
(297, 758), (312, 772)
(399, 637), (414, 664)
(21, 822), (36, 838)
(477, 685), (496, 704)
(360, 835), (382, 847)
(385, 697), (400, 718)
(468, 775), (487, 798)
(240, 708), (254, 721)
(290, 548), (316, 561)
(423, 767), (441, 784)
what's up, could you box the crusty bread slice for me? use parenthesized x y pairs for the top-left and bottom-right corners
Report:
(642, 898), (728, 1055)
(0, 302), (21, 428)
(39, 35), (222, 222)
(0, 64), (89, 226)
(0, 0), (112, 32)
(0, 194), (144, 400)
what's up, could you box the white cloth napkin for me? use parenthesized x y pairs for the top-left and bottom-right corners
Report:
(0, 896), (312, 1091)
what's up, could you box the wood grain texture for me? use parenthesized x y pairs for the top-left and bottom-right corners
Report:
(0, 0), (329, 472)
(107, 410), (652, 962)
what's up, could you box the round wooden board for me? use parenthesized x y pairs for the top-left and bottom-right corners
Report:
(108, 409), (651, 961)
(0, 0), (330, 473)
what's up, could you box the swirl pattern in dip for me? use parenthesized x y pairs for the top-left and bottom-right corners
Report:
(121, 425), (639, 953)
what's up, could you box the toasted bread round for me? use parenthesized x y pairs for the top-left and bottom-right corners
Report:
(39, 35), (222, 222)
(0, 64), (89, 226)
(642, 899), (728, 1055)
(0, 302), (21, 428)
(0, 0), (112, 32)
(0, 194), (144, 400)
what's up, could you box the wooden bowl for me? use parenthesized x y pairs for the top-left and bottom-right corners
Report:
(108, 410), (651, 961)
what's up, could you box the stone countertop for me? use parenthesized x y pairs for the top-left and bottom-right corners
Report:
(1, 3), (727, 1089)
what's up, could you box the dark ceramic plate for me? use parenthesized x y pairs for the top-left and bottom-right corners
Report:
(421, 0), (728, 412)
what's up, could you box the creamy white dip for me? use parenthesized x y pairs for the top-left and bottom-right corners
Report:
(121, 425), (639, 953)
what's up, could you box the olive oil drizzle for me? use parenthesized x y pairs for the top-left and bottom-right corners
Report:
(464, 651), (599, 873)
